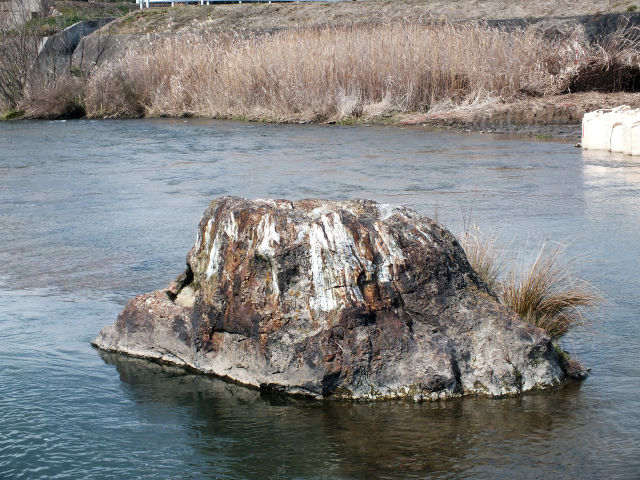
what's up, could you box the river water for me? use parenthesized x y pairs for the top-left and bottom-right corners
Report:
(0, 119), (638, 479)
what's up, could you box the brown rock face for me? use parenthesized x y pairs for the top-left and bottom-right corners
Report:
(93, 197), (567, 400)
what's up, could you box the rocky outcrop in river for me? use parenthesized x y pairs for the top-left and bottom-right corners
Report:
(93, 197), (569, 400)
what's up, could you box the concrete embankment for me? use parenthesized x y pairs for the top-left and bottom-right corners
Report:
(37, 18), (114, 72)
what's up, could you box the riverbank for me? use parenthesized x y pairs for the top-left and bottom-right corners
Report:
(3, 0), (640, 139)
(398, 91), (640, 138)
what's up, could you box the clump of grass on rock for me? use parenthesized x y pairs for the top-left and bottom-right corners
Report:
(460, 228), (601, 340)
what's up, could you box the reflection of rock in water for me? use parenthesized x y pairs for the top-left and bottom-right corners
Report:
(94, 197), (570, 401)
(99, 350), (263, 405)
(100, 350), (584, 479)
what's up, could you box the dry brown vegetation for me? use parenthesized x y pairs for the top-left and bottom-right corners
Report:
(5, 2), (640, 125)
(0, 0), (130, 116)
(569, 24), (640, 92)
(459, 225), (504, 294)
(0, 4), (41, 109)
(80, 20), (640, 122)
(501, 244), (601, 339)
(82, 23), (567, 120)
(460, 229), (601, 340)
(22, 73), (86, 118)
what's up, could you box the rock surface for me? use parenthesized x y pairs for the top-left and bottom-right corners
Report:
(93, 197), (570, 400)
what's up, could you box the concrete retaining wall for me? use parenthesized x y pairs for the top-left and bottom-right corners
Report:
(39, 18), (114, 56)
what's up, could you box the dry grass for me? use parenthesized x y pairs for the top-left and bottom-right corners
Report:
(8, 3), (640, 120)
(459, 225), (504, 294)
(84, 22), (568, 120)
(501, 243), (601, 339)
(461, 231), (601, 339)
(568, 23), (640, 93)
(22, 73), (86, 119)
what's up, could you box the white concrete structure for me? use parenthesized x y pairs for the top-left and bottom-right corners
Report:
(582, 106), (640, 155)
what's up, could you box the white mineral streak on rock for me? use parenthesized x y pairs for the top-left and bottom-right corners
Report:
(373, 221), (406, 282)
(309, 205), (331, 219)
(256, 214), (280, 257)
(205, 214), (238, 278)
(377, 203), (401, 220)
(255, 198), (280, 208)
(194, 216), (204, 251)
(321, 213), (365, 303)
(309, 213), (367, 313)
(414, 226), (434, 245)
(296, 223), (309, 243)
(205, 231), (223, 278)
(225, 212), (238, 241)
(256, 214), (281, 297)
(309, 221), (336, 312)
(203, 217), (214, 251)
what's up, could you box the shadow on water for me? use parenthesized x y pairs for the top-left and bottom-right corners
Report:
(100, 351), (589, 479)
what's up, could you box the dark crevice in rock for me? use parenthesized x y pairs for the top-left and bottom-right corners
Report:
(451, 354), (464, 395)
(321, 368), (343, 397)
(167, 264), (194, 301)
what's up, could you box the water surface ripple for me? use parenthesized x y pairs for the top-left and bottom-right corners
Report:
(1, 119), (639, 478)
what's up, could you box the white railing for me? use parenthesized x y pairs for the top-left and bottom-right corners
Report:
(136, 0), (299, 8)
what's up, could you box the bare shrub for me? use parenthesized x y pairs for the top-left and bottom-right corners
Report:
(21, 73), (85, 118)
(0, 0), (43, 108)
(85, 60), (148, 117)
(84, 23), (564, 121)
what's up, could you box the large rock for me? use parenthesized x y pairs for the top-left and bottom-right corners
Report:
(93, 197), (570, 400)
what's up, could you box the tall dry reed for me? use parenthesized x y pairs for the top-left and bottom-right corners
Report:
(85, 23), (567, 120)
(569, 23), (640, 92)
(459, 225), (504, 294)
